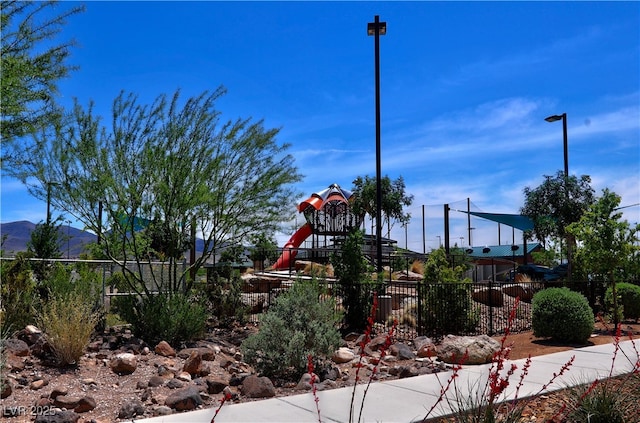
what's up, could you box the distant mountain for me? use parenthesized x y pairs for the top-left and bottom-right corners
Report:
(0, 220), (97, 258)
(0, 221), (208, 259)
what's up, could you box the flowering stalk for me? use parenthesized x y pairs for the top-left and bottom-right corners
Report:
(210, 390), (232, 423)
(357, 317), (397, 423)
(422, 351), (467, 420)
(349, 291), (378, 423)
(307, 354), (322, 423)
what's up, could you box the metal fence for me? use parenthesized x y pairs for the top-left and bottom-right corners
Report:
(1, 257), (620, 343)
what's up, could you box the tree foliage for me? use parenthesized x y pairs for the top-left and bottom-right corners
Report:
(520, 171), (595, 246)
(567, 189), (640, 283)
(16, 88), (303, 295)
(351, 175), (414, 234)
(1, 1), (84, 159)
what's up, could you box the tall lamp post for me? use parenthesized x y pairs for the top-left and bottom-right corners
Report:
(368, 15), (386, 273)
(545, 112), (571, 279)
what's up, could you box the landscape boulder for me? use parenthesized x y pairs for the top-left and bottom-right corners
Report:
(155, 341), (176, 357)
(109, 352), (137, 375)
(240, 375), (276, 398)
(182, 351), (203, 376)
(2, 338), (30, 356)
(437, 334), (501, 364)
(332, 347), (355, 364)
(33, 410), (80, 423)
(164, 386), (203, 411)
(117, 400), (145, 419)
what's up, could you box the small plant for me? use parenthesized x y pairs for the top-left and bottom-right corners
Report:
(113, 291), (207, 345)
(242, 277), (342, 379)
(556, 325), (640, 422)
(348, 293), (397, 423)
(532, 287), (594, 343)
(38, 293), (101, 366)
(605, 282), (640, 321)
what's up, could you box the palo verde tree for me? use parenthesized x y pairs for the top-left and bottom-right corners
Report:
(566, 189), (640, 323)
(351, 174), (414, 240)
(1, 1), (84, 162)
(16, 88), (303, 296)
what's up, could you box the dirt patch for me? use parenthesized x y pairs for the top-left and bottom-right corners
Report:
(1, 321), (638, 423)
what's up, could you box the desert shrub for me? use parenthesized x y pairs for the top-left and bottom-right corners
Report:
(38, 293), (100, 366)
(242, 277), (342, 379)
(532, 287), (594, 343)
(113, 292), (207, 345)
(331, 230), (376, 332)
(0, 253), (39, 330)
(204, 270), (248, 325)
(411, 260), (424, 275)
(605, 282), (640, 321)
(421, 248), (478, 337)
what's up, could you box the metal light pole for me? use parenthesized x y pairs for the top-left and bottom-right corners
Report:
(368, 15), (386, 273)
(545, 113), (568, 178)
(545, 112), (571, 279)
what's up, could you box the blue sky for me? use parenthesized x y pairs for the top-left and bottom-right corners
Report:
(1, 1), (639, 253)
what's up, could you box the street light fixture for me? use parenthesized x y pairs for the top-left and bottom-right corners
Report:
(545, 112), (571, 279)
(544, 113), (568, 178)
(368, 15), (386, 273)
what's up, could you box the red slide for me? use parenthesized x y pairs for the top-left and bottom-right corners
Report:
(272, 222), (313, 270)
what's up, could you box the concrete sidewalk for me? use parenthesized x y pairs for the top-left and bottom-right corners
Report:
(135, 339), (638, 423)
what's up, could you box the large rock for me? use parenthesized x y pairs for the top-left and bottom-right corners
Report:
(1, 380), (12, 399)
(437, 335), (501, 364)
(240, 375), (276, 398)
(414, 336), (437, 358)
(472, 288), (504, 307)
(74, 396), (97, 413)
(502, 284), (535, 302)
(33, 410), (80, 423)
(155, 341), (176, 357)
(164, 386), (203, 411)
(205, 378), (228, 394)
(109, 352), (137, 375)
(117, 400), (145, 419)
(2, 338), (30, 356)
(18, 325), (43, 345)
(178, 347), (216, 361)
(332, 347), (355, 364)
(390, 342), (415, 360)
(183, 351), (203, 376)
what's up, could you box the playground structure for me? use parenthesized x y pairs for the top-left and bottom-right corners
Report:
(272, 183), (363, 270)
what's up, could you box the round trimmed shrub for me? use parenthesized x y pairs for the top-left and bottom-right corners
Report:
(605, 282), (640, 321)
(532, 287), (594, 343)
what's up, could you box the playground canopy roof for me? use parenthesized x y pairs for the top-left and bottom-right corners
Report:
(298, 183), (353, 212)
(459, 211), (535, 232)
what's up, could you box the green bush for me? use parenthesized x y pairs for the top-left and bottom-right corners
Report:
(421, 248), (478, 337)
(203, 270), (248, 326)
(605, 282), (640, 321)
(330, 230), (375, 332)
(242, 277), (342, 379)
(0, 253), (39, 331)
(113, 292), (207, 345)
(532, 287), (594, 343)
(38, 292), (100, 366)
